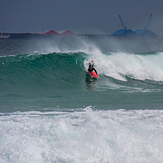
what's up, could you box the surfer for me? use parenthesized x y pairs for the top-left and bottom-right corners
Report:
(88, 63), (98, 77)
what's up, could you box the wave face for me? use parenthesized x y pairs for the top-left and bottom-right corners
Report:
(0, 52), (86, 87)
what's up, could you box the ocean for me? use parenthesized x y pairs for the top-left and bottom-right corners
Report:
(0, 37), (163, 162)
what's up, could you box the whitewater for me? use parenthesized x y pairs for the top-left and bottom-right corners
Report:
(0, 37), (163, 162)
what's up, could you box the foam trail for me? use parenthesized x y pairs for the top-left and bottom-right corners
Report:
(1, 109), (163, 163)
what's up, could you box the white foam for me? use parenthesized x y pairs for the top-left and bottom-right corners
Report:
(85, 51), (163, 82)
(1, 109), (163, 163)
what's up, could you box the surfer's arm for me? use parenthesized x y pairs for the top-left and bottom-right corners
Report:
(93, 68), (98, 74)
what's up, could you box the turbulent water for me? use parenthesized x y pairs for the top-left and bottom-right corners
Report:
(0, 37), (163, 162)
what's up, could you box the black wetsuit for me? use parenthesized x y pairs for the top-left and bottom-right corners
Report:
(88, 68), (98, 74)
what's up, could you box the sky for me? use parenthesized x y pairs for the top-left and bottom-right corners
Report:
(0, 0), (163, 35)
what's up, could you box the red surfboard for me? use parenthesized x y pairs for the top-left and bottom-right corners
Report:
(90, 71), (98, 79)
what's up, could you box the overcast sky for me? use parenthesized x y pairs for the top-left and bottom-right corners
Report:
(1, 0), (163, 34)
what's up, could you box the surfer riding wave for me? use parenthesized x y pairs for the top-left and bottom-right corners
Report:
(88, 62), (98, 78)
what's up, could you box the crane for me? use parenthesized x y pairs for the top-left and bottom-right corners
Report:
(119, 15), (125, 30)
(144, 14), (152, 31)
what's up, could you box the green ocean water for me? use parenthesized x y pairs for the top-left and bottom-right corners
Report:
(0, 38), (163, 162)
